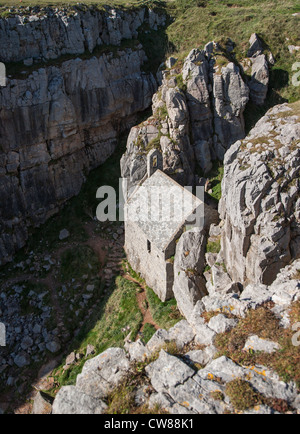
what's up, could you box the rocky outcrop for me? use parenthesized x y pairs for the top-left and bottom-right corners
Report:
(51, 259), (300, 414)
(0, 47), (157, 265)
(219, 102), (300, 286)
(0, 6), (166, 63)
(121, 43), (250, 196)
(248, 54), (269, 106)
(243, 33), (270, 106)
(172, 228), (208, 319)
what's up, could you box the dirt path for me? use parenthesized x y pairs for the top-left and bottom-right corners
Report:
(124, 273), (159, 336)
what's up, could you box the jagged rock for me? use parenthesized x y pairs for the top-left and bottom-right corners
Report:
(244, 406), (279, 415)
(76, 348), (130, 399)
(46, 341), (61, 354)
(173, 229), (208, 320)
(212, 62), (249, 160)
(165, 57), (178, 69)
(0, 7), (165, 63)
(121, 43), (250, 194)
(148, 392), (173, 412)
(247, 33), (264, 58)
(210, 264), (232, 292)
(125, 339), (150, 362)
(184, 345), (217, 366)
(14, 352), (30, 368)
(288, 45), (300, 54)
(219, 103), (300, 286)
(86, 344), (95, 358)
(146, 329), (171, 353)
(199, 356), (298, 407)
(168, 320), (195, 350)
(194, 323), (216, 346)
(243, 335), (281, 354)
(52, 386), (107, 415)
(207, 314), (238, 334)
(145, 350), (195, 393)
(65, 352), (76, 368)
(249, 54), (269, 105)
(32, 391), (54, 415)
(240, 284), (273, 304)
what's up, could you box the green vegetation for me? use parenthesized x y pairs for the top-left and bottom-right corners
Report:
(175, 73), (187, 92)
(167, 0), (300, 106)
(142, 323), (157, 343)
(145, 287), (183, 329)
(197, 161), (224, 202)
(125, 260), (183, 330)
(206, 238), (221, 254)
(105, 341), (180, 414)
(59, 245), (99, 282)
(215, 302), (300, 389)
(8, 136), (126, 266)
(225, 379), (263, 411)
(52, 276), (143, 388)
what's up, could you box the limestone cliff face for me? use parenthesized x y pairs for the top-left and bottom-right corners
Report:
(0, 6), (166, 63)
(219, 102), (300, 286)
(121, 43), (250, 195)
(0, 47), (157, 265)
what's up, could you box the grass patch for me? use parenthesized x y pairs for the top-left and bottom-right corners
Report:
(206, 239), (221, 254)
(225, 379), (263, 411)
(166, 0), (300, 106)
(292, 269), (300, 280)
(145, 287), (183, 330)
(197, 161), (224, 202)
(52, 276), (143, 388)
(142, 323), (157, 344)
(59, 245), (99, 282)
(215, 303), (300, 389)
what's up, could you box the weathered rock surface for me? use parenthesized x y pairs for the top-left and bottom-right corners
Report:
(172, 229), (208, 320)
(0, 47), (156, 265)
(50, 260), (300, 414)
(0, 6), (166, 63)
(219, 102), (300, 286)
(249, 54), (269, 106)
(121, 43), (250, 196)
(243, 335), (281, 354)
(52, 385), (108, 415)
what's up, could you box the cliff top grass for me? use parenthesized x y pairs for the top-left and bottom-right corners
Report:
(1, 0), (299, 104)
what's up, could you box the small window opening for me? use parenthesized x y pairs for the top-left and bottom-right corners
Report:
(153, 156), (158, 168)
(147, 240), (151, 253)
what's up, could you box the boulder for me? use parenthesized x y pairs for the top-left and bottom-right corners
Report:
(247, 33), (264, 58)
(243, 335), (281, 354)
(249, 54), (269, 105)
(52, 386), (107, 415)
(172, 229), (208, 321)
(32, 392), (54, 415)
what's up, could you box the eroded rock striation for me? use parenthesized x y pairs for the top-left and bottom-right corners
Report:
(0, 47), (157, 265)
(0, 6), (166, 63)
(219, 102), (300, 286)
